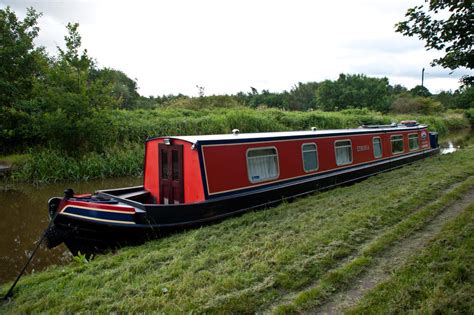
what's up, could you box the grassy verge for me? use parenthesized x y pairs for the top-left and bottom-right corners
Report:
(272, 176), (474, 314)
(1, 148), (474, 313)
(3, 108), (470, 183)
(348, 203), (474, 314)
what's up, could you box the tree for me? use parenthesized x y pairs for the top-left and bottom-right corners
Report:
(316, 74), (391, 112)
(0, 7), (45, 107)
(287, 82), (319, 110)
(390, 95), (444, 114)
(33, 23), (118, 153)
(453, 86), (474, 109)
(395, 1), (473, 85)
(410, 85), (432, 97)
(90, 68), (140, 109)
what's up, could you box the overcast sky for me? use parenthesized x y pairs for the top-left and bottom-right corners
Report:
(2, 0), (471, 96)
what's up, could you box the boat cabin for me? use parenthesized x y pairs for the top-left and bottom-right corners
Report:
(143, 123), (434, 205)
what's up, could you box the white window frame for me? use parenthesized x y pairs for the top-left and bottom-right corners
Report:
(408, 133), (419, 151)
(373, 137), (382, 159)
(301, 143), (318, 173)
(334, 139), (353, 166)
(391, 135), (404, 154)
(246, 146), (280, 183)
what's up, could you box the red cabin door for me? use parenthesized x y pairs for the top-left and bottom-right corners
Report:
(158, 144), (184, 204)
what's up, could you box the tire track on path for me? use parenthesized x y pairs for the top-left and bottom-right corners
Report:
(313, 189), (474, 315)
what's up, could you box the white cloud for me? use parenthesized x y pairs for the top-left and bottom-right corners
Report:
(1, 0), (471, 96)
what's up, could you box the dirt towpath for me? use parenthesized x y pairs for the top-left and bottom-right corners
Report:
(313, 189), (474, 314)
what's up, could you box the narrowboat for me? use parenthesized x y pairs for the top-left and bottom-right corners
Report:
(45, 121), (439, 253)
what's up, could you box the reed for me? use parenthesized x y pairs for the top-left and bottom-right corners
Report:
(10, 143), (143, 184)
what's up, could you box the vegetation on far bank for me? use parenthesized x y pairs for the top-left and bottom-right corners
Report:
(2, 108), (469, 184)
(2, 146), (474, 313)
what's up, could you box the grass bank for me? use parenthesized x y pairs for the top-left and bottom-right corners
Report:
(272, 175), (474, 313)
(348, 203), (474, 314)
(1, 146), (474, 313)
(4, 108), (469, 184)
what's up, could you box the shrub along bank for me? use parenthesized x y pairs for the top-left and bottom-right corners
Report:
(1, 145), (474, 313)
(3, 108), (469, 184)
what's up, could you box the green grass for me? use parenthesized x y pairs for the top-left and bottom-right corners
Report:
(348, 203), (474, 315)
(1, 147), (474, 313)
(272, 175), (474, 314)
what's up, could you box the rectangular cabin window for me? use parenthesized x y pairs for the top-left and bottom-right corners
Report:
(335, 140), (352, 166)
(302, 143), (318, 172)
(172, 150), (179, 180)
(409, 133), (419, 151)
(391, 135), (404, 154)
(373, 137), (382, 158)
(247, 147), (279, 183)
(161, 150), (168, 179)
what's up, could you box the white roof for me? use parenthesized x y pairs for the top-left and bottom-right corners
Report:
(160, 125), (427, 145)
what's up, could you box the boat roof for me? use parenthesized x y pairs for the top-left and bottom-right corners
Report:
(147, 124), (428, 145)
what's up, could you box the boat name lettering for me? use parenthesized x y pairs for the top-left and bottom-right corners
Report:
(356, 145), (370, 152)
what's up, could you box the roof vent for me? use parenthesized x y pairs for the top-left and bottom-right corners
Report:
(232, 129), (240, 135)
(400, 120), (419, 127)
(311, 127), (317, 131)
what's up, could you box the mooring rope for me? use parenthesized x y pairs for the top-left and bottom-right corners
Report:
(2, 212), (58, 301)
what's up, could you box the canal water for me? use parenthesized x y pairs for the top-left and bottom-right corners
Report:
(439, 128), (474, 154)
(0, 129), (472, 284)
(0, 177), (142, 284)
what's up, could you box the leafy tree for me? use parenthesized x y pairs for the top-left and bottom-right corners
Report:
(410, 85), (432, 97)
(434, 90), (456, 109)
(316, 74), (391, 112)
(389, 84), (408, 95)
(34, 23), (116, 111)
(32, 23), (118, 153)
(390, 95), (444, 114)
(395, 1), (473, 85)
(90, 68), (140, 109)
(0, 7), (45, 108)
(287, 82), (319, 110)
(453, 86), (474, 109)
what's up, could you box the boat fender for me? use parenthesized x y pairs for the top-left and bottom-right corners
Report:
(44, 226), (70, 249)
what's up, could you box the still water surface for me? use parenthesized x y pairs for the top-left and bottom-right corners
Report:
(0, 130), (472, 284)
(0, 177), (142, 284)
(439, 128), (474, 154)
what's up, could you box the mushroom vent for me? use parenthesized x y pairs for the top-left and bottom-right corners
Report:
(232, 129), (240, 135)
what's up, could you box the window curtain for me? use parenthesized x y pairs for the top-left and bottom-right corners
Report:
(336, 147), (351, 165)
(373, 139), (382, 157)
(248, 155), (277, 181)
